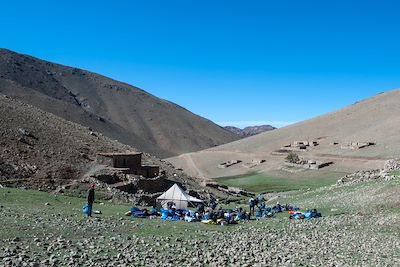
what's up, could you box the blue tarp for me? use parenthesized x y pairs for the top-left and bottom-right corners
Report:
(160, 209), (180, 221)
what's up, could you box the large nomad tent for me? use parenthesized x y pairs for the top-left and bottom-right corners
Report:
(157, 184), (203, 210)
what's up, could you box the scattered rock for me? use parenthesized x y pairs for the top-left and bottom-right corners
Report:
(337, 159), (400, 186)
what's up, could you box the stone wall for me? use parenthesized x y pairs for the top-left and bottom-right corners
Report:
(281, 140), (319, 152)
(284, 160), (333, 170)
(218, 160), (242, 169)
(337, 159), (400, 186)
(340, 142), (375, 150)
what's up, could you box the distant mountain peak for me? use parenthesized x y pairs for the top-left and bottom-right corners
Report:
(224, 125), (276, 138)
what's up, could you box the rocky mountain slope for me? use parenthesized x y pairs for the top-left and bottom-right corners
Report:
(0, 48), (239, 158)
(224, 125), (276, 138)
(0, 95), (243, 203)
(168, 90), (400, 179)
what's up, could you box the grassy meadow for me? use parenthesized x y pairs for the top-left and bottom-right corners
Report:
(1, 176), (399, 266)
(217, 170), (347, 193)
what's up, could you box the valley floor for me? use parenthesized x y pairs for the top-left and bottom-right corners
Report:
(0, 179), (399, 267)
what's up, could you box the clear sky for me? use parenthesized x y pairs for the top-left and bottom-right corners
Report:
(1, 1), (400, 128)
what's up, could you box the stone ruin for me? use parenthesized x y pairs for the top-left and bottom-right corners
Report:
(81, 152), (174, 205)
(337, 159), (400, 186)
(82, 152), (252, 205)
(281, 140), (319, 152)
(98, 152), (160, 178)
(218, 160), (242, 169)
(218, 159), (267, 169)
(203, 181), (250, 198)
(285, 159), (333, 170)
(243, 159), (266, 169)
(330, 141), (376, 150)
(86, 166), (250, 205)
(88, 167), (176, 205)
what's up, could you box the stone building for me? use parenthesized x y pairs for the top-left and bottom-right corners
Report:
(99, 152), (159, 178)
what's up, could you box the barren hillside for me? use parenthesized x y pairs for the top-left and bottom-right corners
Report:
(168, 90), (400, 179)
(0, 49), (239, 158)
(0, 95), (241, 202)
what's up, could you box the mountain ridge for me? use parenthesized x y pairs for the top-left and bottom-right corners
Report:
(0, 48), (239, 158)
(224, 125), (276, 138)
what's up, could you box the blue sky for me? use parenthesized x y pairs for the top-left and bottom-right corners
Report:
(1, 1), (400, 128)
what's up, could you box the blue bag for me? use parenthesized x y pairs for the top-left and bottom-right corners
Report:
(82, 203), (90, 216)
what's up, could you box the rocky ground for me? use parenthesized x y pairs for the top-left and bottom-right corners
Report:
(0, 95), (241, 204)
(1, 212), (399, 267)
(337, 159), (400, 186)
(1, 177), (399, 267)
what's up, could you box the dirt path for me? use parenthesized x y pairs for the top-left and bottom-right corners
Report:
(179, 153), (205, 178)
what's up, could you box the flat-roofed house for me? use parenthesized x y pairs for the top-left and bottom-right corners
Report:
(99, 152), (159, 178)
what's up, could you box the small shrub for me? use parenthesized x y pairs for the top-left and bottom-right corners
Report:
(286, 152), (300, 163)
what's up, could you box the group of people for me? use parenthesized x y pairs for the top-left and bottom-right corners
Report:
(200, 206), (252, 225)
(159, 196), (260, 225)
(250, 196), (303, 220)
(249, 195), (281, 220)
(85, 185), (271, 223)
(84, 185), (320, 223)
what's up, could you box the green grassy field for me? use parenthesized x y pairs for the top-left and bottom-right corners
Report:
(217, 171), (346, 193)
(0, 188), (233, 240)
(1, 178), (399, 266)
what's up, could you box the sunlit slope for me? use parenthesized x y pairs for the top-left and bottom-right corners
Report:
(168, 90), (400, 178)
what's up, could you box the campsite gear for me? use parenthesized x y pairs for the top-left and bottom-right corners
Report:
(82, 203), (90, 216)
(150, 207), (159, 216)
(160, 209), (180, 221)
(220, 221), (229, 226)
(302, 209), (322, 219)
(185, 214), (195, 222)
(289, 209), (321, 220)
(125, 211), (132, 216)
(130, 207), (149, 218)
(157, 184), (203, 210)
(201, 219), (216, 225)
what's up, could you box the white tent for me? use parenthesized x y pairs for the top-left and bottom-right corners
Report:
(157, 184), (203, 210)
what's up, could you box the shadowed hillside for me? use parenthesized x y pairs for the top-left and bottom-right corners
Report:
(0, 95), (242, 202)
(0, 49), (239, 158)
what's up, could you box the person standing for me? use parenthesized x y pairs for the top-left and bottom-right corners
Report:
(249, 198), (255, 216)
(87, 184), (95, 217)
